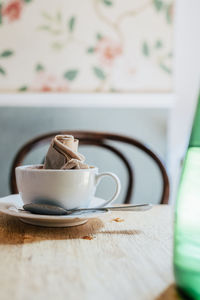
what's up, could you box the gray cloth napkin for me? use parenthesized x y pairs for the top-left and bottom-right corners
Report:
(43, 135), (89, 169)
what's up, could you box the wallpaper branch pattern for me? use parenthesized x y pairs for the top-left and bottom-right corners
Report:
(0, 0), (173, 93)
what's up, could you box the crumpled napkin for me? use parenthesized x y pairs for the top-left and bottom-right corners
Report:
(43, 135), (89, 170)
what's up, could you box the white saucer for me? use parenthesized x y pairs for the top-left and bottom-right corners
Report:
(0, 194), (108, 227)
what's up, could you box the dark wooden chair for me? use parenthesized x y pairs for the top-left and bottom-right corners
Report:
(10, 131), (170, 204)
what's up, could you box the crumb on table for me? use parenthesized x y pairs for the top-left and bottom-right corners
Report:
(82, 235), (94, 240)
(112, 217), (124, 223)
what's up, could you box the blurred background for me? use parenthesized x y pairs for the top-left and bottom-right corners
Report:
(0, 0), (199, 203)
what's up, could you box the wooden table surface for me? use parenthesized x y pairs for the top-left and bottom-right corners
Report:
(0, 205), (180, 300)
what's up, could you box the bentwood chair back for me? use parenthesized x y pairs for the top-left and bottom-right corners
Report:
(10, 131), (170, 204)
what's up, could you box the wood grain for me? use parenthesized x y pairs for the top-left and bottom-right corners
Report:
(0, 205), (177, 300)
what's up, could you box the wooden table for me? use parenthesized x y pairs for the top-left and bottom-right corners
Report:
(0, 205), (179, 300)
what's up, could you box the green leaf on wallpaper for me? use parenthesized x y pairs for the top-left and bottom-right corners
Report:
(42, 12), (53, 21)
(155, 40), (163, 49)
(18, 86), (28, 91)
(64, 69), (78, 81)
(102, 0), (113, 6)
(24, 0), (32, 3)
(96, 33), (103, 40)
(51, 29), (62, 35)
(93, 67), (106, 80)
(0, 50), (14, 57)
(68, 16), (76, 32)
(159, 63), (172, 74)
(35, 64), (44, 72)
(52, 42), (64, 50)
(0, 66), (6, 75)
(56, 11), (62, 23)
(153, 0), (163, 11)
(142, 42), (150, 56)
(38, 25), (51, 31)
(110, 87), (117, 92)
(87, 47), (95, 53)
(166, 4), (173, 24)
(168, 52), (173, 58)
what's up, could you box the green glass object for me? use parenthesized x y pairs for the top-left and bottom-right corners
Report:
(174, 94), (200, 299)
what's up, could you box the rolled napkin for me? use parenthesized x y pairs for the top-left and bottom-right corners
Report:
(43, 135), (89, 169)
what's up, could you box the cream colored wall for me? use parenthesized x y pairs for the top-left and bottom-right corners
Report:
(168, 0), (200, 202)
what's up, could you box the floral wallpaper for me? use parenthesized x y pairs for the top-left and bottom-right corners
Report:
(0, 0), (173, 93)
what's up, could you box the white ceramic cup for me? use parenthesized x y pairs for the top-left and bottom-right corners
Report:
(16, 165), (121, 209)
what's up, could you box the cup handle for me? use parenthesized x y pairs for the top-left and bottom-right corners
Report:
(93, 172), (121, 208)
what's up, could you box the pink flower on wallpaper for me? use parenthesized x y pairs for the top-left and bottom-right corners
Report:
(95, 38), (122, 66)
(2, 0), (23, 22)
(31, 72), (69, 93)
